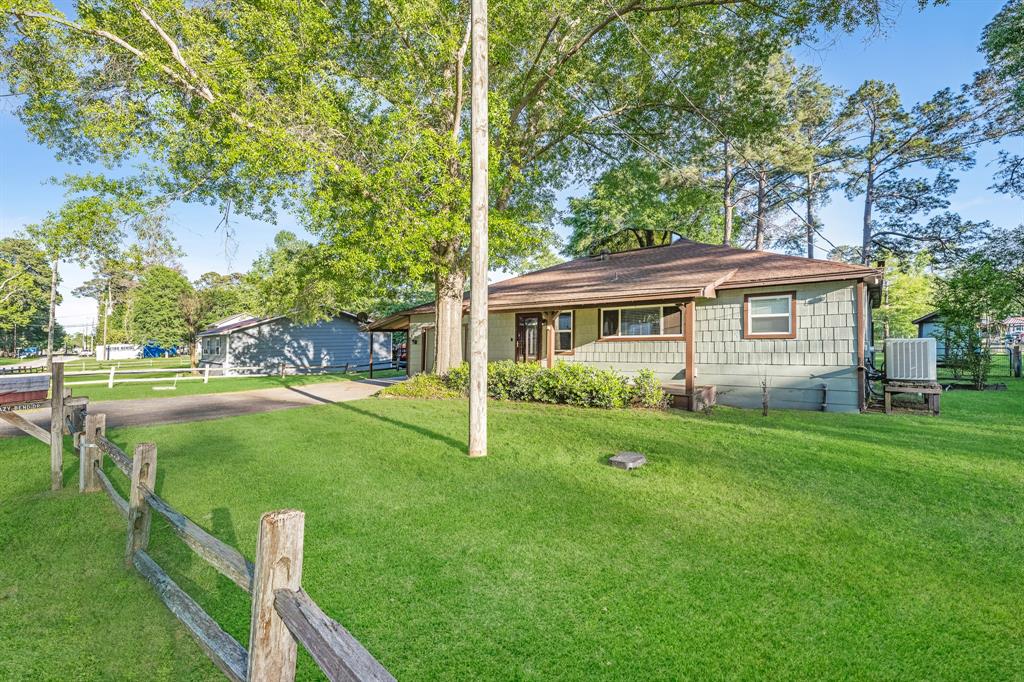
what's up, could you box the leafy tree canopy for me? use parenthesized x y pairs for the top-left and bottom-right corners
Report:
(1, 0), (899, 372)
(0, 237), (51, 332)
(126, 264), (191, 347)
(565, 159), (721, 257)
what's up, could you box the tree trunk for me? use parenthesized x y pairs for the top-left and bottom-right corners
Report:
(46, 260), (58, 369)
(861, 165), (874, 265)
(433, 255), (466, 375)
(755, 168), (767, 251)
(190, 340), (199, 369)
(805, 171), (816, 259)
(722, 139), (733, 245)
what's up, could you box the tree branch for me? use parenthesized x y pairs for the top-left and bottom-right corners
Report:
(451, 16), (472, 141)
(509, 0), (743, 125)
(133, 3), (214, 102)
(11, 9), (209, 102)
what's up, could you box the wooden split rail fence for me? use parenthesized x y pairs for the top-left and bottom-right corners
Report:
(3, 361), (396, 682)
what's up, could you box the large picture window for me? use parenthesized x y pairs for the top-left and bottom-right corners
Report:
(743, 292), (797, 339)
(599, 306), (684, 339)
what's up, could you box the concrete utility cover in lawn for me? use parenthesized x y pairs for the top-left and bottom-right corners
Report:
(609, 452), (647, 470)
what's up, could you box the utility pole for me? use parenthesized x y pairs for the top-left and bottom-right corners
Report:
(468, 0), (489, 458)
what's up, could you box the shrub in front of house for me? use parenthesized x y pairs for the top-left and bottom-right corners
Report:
(380, 373), (464, 399)
(488, 360), (546, 400)
(441, 361), (667, 409)
(630, 368), (670, 409)
(530, 362), (631, 408)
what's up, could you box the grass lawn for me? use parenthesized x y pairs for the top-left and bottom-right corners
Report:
(65, 369), (404, 402)
(1, 362), (1022, 680)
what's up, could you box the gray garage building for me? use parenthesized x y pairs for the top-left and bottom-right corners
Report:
(198, 312), (392, 374)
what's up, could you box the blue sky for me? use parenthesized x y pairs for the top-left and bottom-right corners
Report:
(1, 0), (1021, 331)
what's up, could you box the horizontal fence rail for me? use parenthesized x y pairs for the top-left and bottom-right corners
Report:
(0, 411), (50, 444)
(274, 588), (396, 682)
(142, 485), (255, 592)
(64, 397), (395, 681)
(133, 549), (250, 682)
(95, 435), (132, 477)
(95, 466), (129, 518)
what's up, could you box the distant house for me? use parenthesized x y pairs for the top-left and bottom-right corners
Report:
(913, 311), (946, 359)
(199, 313), (392, 374)
(1004, 316), (1024, 339)
(369, 239), (883, 412)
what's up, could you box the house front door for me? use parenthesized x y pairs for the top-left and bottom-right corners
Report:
(515, 313), (542, 363)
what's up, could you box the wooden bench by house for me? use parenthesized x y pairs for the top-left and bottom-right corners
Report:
(884, 381), (941, 416)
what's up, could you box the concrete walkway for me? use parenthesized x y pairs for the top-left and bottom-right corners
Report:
(0, 377), (402, 437)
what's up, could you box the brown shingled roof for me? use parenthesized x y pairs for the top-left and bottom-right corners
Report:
(369, 239), (880, 329)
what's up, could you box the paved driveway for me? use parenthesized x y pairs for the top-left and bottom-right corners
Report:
(0, 377), (401, 437)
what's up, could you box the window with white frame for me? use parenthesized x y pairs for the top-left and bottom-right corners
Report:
(202, 336), (224, 356)
(555, 311), (573, 352)
(600, 306), (683, 338)
(744, 293), (795, 337)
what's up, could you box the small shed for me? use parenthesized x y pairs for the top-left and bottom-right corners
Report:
(913, 311), (946, 360)
(199, 313), (392, 374)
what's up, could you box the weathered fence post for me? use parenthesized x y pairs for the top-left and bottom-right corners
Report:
(79, 413), (105, 493)
(49, 360), (65, 491)
(108, 366), (116, 389)
(125, 443), (157, 565)
(248, 509), (305, 682)
(1012, 345), (1022, 379)
(204, 366), (211, 384)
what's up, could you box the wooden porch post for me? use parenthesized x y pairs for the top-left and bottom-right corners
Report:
(684, 300), (696, 398)
(543, 311), (558, 369)
(856, 280), (866, 412)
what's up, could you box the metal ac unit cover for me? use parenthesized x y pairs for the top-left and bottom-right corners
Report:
(885, 338), (937, 382)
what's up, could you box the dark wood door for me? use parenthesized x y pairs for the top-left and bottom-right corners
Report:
(515, 313), (542, 363)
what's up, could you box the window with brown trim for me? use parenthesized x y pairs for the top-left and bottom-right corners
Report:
(599, 305), (685, 339)
(743, 292), (797, 339)
(555, 311), (573, 353)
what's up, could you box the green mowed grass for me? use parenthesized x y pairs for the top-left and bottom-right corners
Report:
(2, 362), (1022, 680)
(65, 369), (404, 402)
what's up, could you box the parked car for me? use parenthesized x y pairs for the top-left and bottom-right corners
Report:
(16, 347), (39, 359)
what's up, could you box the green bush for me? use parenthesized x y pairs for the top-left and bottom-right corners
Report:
(379, 373), (462, 399)
(438, 361), (667, 409)
(441, 362), (470, 393)
(531, 362), (631, 408)
(489, 360), (545, 400)
(630, 368), (669, 408)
